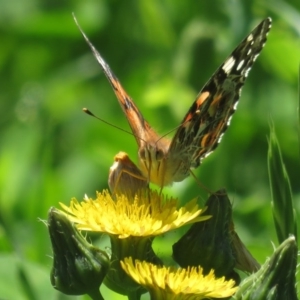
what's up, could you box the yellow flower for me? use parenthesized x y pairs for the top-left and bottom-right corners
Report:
(60, 190), (209, 238)
(121, 257), (237, 300)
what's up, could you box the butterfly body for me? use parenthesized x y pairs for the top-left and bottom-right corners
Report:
(138, 139), (190, 186)
(76, 17), (272, 188)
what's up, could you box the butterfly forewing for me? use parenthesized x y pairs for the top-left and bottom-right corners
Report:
(168, 18), (272, 179)
(74, 18), (165, 150)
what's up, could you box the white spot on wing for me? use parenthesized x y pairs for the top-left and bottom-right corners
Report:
(236, 60), (244, 71)
(203, 151), (212, 158)
(244, 67), (250, 77)
(252, 54), (259, 62)
(227, 114), (236, 126)
(247, 33), (253, 42)
(222, 56), (235, 74)
(233, 101), (239, 110)
(218, 133), (224, 143)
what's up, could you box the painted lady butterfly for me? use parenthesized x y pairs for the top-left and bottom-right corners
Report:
(75, 17), (272, 189)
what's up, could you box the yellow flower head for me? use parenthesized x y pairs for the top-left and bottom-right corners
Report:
(60, 190), (209, 238)
(121, 257), (237, 299)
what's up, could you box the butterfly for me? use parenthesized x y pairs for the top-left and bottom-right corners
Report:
(75, 17), (272, 189)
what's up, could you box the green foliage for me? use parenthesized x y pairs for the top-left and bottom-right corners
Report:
(268, 125), (297, 243)
(235, 236), (298, 300)
(0, 1), (299, 299)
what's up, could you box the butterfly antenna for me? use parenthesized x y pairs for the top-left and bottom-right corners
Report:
(156, 121), (186, 143)
(83, 108), (134, 136)
(156, 111), (204, 143)
(83, 108), (147, 144)
(157, 110), (227, 144)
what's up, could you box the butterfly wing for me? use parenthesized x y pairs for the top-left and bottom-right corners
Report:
(74, 17), (161, 148)
(167, 18), (272, 181)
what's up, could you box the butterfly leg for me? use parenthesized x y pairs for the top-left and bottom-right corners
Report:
(109, 152), (149, 198)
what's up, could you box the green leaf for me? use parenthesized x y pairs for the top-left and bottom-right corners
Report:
(267, 125), (297, 243)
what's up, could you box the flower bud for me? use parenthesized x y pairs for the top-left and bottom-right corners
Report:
(173, 190), (238, 281)
(48, 207), (109, 297)
(235, 236), (298, 300)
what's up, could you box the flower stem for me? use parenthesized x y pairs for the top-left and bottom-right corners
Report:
(88, 289), (104, 300)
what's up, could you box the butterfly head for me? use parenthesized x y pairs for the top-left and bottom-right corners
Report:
(138, 138), (173, 187)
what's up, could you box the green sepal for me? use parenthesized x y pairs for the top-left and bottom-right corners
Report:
(172, 190), (239, 281)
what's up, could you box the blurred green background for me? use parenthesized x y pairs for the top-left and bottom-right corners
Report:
(0, 0), (299, 299)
